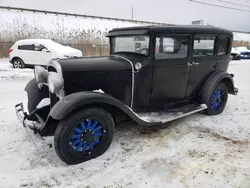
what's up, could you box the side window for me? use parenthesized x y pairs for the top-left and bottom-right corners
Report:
(155, 35), (189, 59)
(34, 44), (46, 51)
(193, 36), (216, 57)
(18, 45), (34, 51)
(218, 36), (230, 56)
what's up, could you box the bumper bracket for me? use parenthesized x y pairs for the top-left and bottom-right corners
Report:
(15, 103), (47, 143)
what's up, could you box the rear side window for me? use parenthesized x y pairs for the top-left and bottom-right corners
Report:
(218, 36), (230, 56)
(155, 35), (189, 59)
(18, 44), (34, 51)
(193, 36), (216, 57)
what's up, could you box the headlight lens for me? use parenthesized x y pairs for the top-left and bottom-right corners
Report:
(48, 75), (55, 93)
(47, 72), (64, 94)
(34, 66), (48, 85)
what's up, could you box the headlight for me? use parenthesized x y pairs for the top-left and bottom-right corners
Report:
(48, 72), (64, 95)
(34, 66), (48, 86)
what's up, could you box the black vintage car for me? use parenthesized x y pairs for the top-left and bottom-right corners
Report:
(15, 25), (238, 164)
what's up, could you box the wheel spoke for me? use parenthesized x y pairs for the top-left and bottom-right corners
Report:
(90, 120), (99, 129)
(82, 143), (87, 152)
(94, 132), (103, 137)
(87, 120), (92, 129)
(89, 143), (94, 151)
(76, 142), (83, 151)
(71, 134), (81, 139)
(93, 126), (102, 132)
(74, 128), (83, 134)
(14, 62), (18, 68)
(72, 139), (81, 147)
(81, 122), (86, 131)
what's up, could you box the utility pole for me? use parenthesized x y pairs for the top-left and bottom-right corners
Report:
(132, 6), (134, 20)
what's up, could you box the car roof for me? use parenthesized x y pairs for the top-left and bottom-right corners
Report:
(15, 39), (54, 45)
(108, 25), (233, 36)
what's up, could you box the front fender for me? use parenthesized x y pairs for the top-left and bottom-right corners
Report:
(200, 71), (238, 97)
(50, 91), (154, 126)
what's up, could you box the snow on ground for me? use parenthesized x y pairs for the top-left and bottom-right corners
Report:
(0, 59), (33, 80)
(0, 59), (250, 188)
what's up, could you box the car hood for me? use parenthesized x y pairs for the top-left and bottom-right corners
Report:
(56, 47), (83, 58)
(58, 55), (132, 72)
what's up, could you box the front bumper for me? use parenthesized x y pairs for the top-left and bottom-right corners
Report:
(15, 103), (51, 146)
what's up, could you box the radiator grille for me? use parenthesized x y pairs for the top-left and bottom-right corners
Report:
(63, 70), (132, 102)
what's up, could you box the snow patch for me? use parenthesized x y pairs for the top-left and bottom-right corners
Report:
(93, 89), (105, 93)
(0, 60), (250, 188)
(0, 59), (33, 80)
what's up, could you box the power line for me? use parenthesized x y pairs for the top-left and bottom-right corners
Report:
(189, 0), (250, 12)
(211, 0), (250, 8)
(0, 6), (171, 26)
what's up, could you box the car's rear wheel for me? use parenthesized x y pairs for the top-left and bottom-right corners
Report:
(12, 58), (25, 69)
(54, 108), (115, 165)
(203, 82), (228, 115)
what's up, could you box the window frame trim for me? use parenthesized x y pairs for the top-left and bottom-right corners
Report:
(154, 34), (191, 60)
(110, 35), (151, 57)
(217, 35), (231, 57)
(192, 34), (217, 58)
(17, 44), (35, 51)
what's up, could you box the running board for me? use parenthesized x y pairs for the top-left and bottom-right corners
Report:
(135, 104), (207, 124)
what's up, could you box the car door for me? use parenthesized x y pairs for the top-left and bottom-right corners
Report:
(32, 44), (52, 66)
(17, 44), (35, 65)
(149, 34), (191, 103)
(185, 34), (218, 97)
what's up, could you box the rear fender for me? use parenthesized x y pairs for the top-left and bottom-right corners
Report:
(200, 71), (237, 97)
(49, 91), (154, 126)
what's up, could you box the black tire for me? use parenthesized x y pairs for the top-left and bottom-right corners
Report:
(25, 79), (49, 113)
(54, 108), (115, 165)
(12, 58), (25, 69)
(202, 82), (228, 115)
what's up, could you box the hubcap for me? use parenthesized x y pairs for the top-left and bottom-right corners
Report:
(211, 89), (224, 109)
(69, 119), (104, 153)
(14, 61), (22, 68)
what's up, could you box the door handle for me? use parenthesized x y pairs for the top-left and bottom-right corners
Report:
(187, 62), (199, 66)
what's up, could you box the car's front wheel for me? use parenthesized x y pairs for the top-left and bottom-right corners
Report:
(203, 82), (228, 115)
(12, 58), (25, 69)
(54, 108), (115, 165)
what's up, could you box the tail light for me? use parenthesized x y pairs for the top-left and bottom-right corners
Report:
(8, 49), (13, 53)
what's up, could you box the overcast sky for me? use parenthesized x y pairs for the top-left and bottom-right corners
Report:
(0, 0), (250, 31)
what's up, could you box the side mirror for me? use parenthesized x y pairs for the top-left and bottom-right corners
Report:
(42, 48), (50, 53)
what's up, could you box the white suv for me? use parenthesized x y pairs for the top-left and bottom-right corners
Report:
(9, 39), (83, 68)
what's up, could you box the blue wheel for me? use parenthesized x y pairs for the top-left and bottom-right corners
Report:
(205, 82), (228, 115)
(54, 108), (115, 164)
(69, 119), (104, 154)
(211, 89), (224, 110)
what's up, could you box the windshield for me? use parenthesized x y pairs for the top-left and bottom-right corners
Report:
(111, 35), (150, 56)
